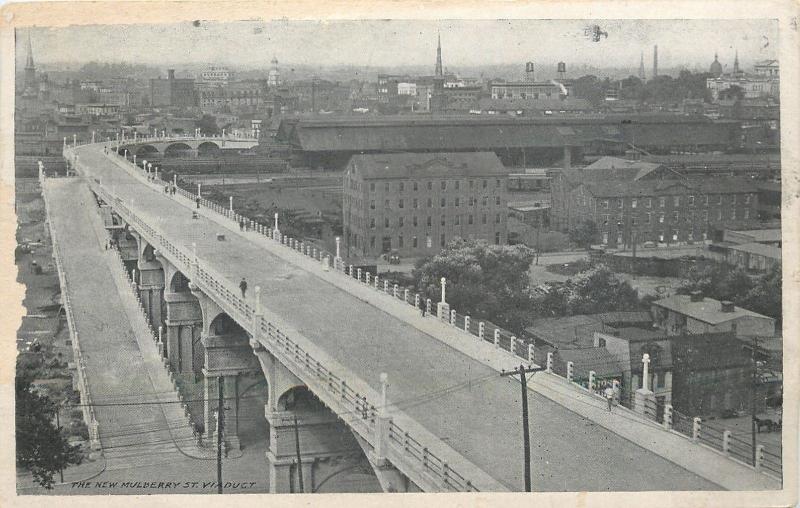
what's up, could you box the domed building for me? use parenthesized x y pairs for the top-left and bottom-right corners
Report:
(709, 53), (723, 77)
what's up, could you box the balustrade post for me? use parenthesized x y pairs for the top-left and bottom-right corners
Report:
(425, 298), (432, 315)
(527, 344), (535, 364)
(692, 417), (701, 443)
(567, 361), (574, 382)
(479, 322), (485, 340)
(393, 283), (398, 298)
(464, 315), (470, 333)
(493, 329), (500, 348)
(663, 404), (673, 430)
(755, 445), (765, 471)
(722, 430), (731, 455)
(546, 352), (553, 373)
(450, 309), (456, 326)
(404, 288), (409, 303)
(383, 280), (389, 293)
(588, 370), (596, 392)
(415, 293), (420, 309)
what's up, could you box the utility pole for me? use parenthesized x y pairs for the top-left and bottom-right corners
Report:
(217, 377), (224, 494)
(501, 363), (546, 492)
(750, 335), (759, 467)
(293, 415), (304, 492)
(55, 402), (64, 483)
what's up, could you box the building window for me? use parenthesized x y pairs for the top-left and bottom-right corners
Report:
(413, 198), (418, 209)
(426, 216), (432, 226)
(427, 181), (432, 190)
(602, 199), (609, 209)
(672, 211), (679, 222)
(745, 194), (752, 204)
(413, 236), (418, 248)
(384, 218), (390, 228)
(688, 195), (695, 206)
(468, 214), (474, 225)
(645, 213), (651, 224)
(455, 197), (460, 207)
(482, 214), (487, 225)
(370, 200), (375, 210)
(455, 215), (460, 226)
(426, 236), (432, 248)
(441, 181), (447, 190)
(602, 214), (609, 226)
(702, 210), (708, 221)
(440, 215), (446, 226)
(495, 232), (501, 244)
(717, 195), (723, 205)
(399, 182), (405, 192)
(399, 199), (404, 209)
(469, 196), (475, 206)
(398, 235), (404, 248)
(496, 179), (501, 188)
(469, 180), (474, 189)
(645, 198), (652, 208)
(495, 213), (501, 224)
(482, 196), (488, 206)
(399, 217), (404, 227)
(704, 195), (709, 206)
(385, 199), (390, 209)
(731, 208), (737, 219)
(455, 180), (460, 190)
(732, 194), (737, 205)
(440, 197), (446, 207)
(632, 198), (638, 209)
(370, 236), (375, 248)
(413, 182), (418, 191)
(370, 218), (376, 229)
(370, 182), (375, 192)
(659, 214), (665, 224)
(717, 209), (722, 220)
(427, 198), (433, 208)
(495, 196), (501, 205)
(631, 215), (638, 226)
(482, 179), (488, 189)
(413, 216), (418, 227)
(618, 199), (623, 209)
(440, 233), (446, 247)
(744, 209), (750, 219)
(673, 196), (680, 207)
(385, 183), (390, 193)
(659, 197), (666, 208)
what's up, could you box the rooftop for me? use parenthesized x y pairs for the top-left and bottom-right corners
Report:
(727, 229), (781, 244)
(346, 152), (507, 180)
(554, 347), (624, 379)
(727, 242), (782, 260)
(652, 294), (773, 325)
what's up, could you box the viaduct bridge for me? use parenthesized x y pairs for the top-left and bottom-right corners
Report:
(52, 137), (781, 493)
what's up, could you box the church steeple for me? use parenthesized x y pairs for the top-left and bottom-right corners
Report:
(733, 49), (741, 75)
(25, 32), (35, 70)
(23, 30), (37, 93)
(638, 51), (646, 80)
(434, 32), (443, 77)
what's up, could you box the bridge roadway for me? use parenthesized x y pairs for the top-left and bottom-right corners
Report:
(74, 143), (719, 492)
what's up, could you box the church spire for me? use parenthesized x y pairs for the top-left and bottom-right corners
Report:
(733, 49), (740, 74)
(434, 32), (443, 77)
(25, 31), (35, 70)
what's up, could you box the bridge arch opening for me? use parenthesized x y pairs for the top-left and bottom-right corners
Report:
(164, 142), (194, 158)
(169, 270), (191, 293)
(197, 141), (221, 157)
(136, 144), (160, 157)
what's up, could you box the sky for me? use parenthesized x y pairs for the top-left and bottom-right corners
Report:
(16, 19), (779, 72)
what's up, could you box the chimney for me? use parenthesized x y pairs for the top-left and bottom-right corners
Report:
(168, 69), (175, 80)
(720, 300), (735, 313)
(690, 290), (703, 302)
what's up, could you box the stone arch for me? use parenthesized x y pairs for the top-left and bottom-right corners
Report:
(136, 144), (160, 156)
(169, 270), (191, 293)
(208, 312), (247, 338)
(197, 141), (221, 157)
(164, 142), (193, 158)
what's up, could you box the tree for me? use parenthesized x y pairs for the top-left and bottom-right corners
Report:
(412, 239), (536, 332)
(568, 220), (598, 250)
(16, 375), (82, 488)
(563, 265), (641, 315)
(196, 114), (219, 136)
(740, 264), (782, 322)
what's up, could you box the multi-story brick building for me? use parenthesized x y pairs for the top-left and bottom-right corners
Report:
(550, 156), (759, 248)
(150, 69), (197, 108)
(343, 152), (509, 260)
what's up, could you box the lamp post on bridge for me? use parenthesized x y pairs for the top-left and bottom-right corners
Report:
(229, 196), (233, 212)
(440, 277), (446, 304)
(73, 134), (77, 147)
(197, 183), (202, 198)
(91, 131), (95, 144)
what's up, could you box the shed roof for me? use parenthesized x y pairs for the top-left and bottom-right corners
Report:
(652, 294), (773, 325)
(728, 242), (782, 260)
(347, 152), (507, 180)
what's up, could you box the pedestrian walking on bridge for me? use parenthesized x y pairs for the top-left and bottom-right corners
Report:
(239, 277), (248, 298)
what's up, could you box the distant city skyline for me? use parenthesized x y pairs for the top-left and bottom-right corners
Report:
(16, 19), (778, 74)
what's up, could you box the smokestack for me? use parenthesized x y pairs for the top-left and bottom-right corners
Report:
(652, 45), (658, 78)
(563, 146), (572, 171)
(168, 69), (175, 80)
(720, 301), (735, 313)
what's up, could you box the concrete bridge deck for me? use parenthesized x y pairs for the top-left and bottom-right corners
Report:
(42, 177), (272, 493)
(66, 143), (733, 492)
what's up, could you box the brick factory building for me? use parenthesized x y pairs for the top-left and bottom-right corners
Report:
(343, 152), (509, 260)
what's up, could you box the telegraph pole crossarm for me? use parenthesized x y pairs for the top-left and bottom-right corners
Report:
(501, 364), (546, 492)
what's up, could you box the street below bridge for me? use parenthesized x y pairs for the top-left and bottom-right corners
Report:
(73, 144), (722, 492)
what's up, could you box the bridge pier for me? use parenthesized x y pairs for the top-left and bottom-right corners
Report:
(163, 291), (203, 373)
